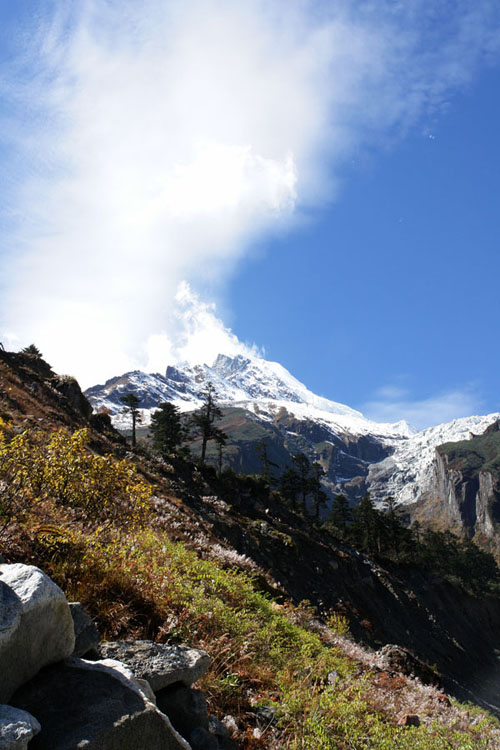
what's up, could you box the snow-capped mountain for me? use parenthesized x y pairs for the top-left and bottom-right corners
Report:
(86, 352), (413, 439)
(85, 352), (500, 515)
(367, 413), (500, 504)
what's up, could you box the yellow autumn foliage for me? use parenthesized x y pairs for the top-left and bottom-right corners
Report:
(0, 426), (151, 533)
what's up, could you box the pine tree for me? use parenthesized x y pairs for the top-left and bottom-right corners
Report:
(279, 453), (322, 518)
(21, 344), (43, 358)
(190, 381), (224, 465)
(255, 439), (279, 485)
(149, 401), (184, 458)
(215, 430), (228, 477)
(328, 494), (351, 537)
(383, 496), (405, 560)
(409, 521), (423, 562)
(351, 492), (382, 554)
(291, 453), (311, 516)
(120, 393), (141, 448)
(279, 466), (301, 511)
(310, 462), (328, 521)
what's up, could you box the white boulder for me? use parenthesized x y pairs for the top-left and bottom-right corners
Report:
(0, 564), (75, 702)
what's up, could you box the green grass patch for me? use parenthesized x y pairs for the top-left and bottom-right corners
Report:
(439, 426), (500, 476)
(40, 525), (500, 749)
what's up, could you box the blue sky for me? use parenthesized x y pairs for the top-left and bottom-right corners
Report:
(0, 1), (499, 428)
(228, 66), (500, 425)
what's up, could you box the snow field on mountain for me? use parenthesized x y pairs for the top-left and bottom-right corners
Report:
(369, 413), (500, 505)
(86, 352), (500, 505)
(87, 353), (413, 438)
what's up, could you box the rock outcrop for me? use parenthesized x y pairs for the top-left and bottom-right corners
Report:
(69, 602), (101, 658)
(0, 564), (75, 703)
(52, 376), (93, 421)
(98, 641), (210, 691)
(412, 421), (500, 541)
(377, 644), (439, 686)
(11, 658), (189, 750)
(0, 564), (229, 749)
(428, 451), (500, 537)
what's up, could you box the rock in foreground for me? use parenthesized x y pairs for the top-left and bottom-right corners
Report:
(0, 564), (75, 703)
(11, 657), (190, 750)
(0, 704), (41, 750)
(99, 640), (210, 691)
(68, 602), (100, 657)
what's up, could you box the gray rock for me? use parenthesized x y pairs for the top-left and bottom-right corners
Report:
(99, 640), (210, 691)
(189, 726), (219, 750)
(208, 717), (238, 749)
(208, 715), (229, 738)
(69, 602), (100, 657)
(0, 705), (41, 750)
(11, 657), (190, 750)
(0, 564), (75, 703)
(399, 714), (421, 727)
(156, 684), (208, 739)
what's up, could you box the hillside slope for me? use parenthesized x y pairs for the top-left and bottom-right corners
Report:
(2, 349), (500, 730)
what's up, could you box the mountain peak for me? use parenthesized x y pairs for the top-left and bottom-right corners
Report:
(86, 350), (415, 441)
(212, 353), (252, 373)
(84, 352), (500, 512)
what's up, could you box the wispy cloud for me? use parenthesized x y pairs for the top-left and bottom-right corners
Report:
(362, 383), (484, 431)
(144, 282), (263, 376)
(1, 0), (500, 386)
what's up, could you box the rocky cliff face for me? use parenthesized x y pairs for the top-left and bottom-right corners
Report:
(433, 453), (499, 536)
(411, 422), (500, 543)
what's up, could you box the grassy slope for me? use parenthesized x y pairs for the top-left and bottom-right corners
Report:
(438, 423), (500, 475)
(17, 516), (500, 749)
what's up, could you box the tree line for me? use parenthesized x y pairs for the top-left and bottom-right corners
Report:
(120, 381), (226, 463)
(325, 491), (499, 594)
(121, 382), (327, 513)
(120, 383), (500, 594)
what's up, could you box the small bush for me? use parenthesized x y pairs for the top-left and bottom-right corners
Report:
(0, 426), (151, 537)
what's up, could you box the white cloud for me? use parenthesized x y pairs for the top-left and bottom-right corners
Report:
(1, 0), (500, 386)
(144, 282), (262, 376)
(362, 384), (484, 431)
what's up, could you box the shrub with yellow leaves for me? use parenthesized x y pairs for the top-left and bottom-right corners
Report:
(0, 426), (151, 538)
